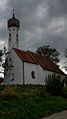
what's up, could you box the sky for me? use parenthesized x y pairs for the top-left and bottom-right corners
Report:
(0, 0), (67, 74)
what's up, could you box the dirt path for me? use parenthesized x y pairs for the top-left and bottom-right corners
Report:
(42, 110), (67, 119)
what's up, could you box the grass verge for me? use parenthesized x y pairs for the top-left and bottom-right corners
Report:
(0, 85), (67, 119)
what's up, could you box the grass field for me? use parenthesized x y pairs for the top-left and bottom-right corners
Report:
(0, 85), (67, 119)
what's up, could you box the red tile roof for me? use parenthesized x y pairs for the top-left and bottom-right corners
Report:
(13, 48), (65, 75)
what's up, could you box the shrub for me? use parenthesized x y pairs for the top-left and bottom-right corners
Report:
(45, 73), (64, 96)
(61, 87), (67, 98)
(0, 83), (5, 91)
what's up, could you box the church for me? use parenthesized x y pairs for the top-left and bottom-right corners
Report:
(4, 9), (65, 85)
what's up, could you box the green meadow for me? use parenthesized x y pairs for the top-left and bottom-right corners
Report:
(0, 85), (67, 119)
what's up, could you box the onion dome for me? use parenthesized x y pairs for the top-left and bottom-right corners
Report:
(8, 9), (20, 28)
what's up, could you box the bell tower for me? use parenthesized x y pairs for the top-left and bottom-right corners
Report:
(8, 9), (20, 52)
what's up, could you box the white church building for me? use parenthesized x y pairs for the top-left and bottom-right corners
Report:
(4, 9), (65, 85)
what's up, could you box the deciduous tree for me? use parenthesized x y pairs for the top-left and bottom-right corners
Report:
(36, 45), (60, 63)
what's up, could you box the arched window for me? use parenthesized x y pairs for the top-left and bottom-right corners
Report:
(11, 73), (14, 81)
(9, 38), (11, 42)
(16, 34), (18, 38)
(16, 39), (18, 42)
(13, 45), (15, 47)
(13, 28), (15, 31)
(9, 33), (11, 37)
(31, 71), (35, 79)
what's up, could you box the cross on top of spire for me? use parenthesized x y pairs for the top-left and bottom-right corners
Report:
(8, 0), (20, 29)
(13, 0), (15, 17)
(13, 8), (15, 17)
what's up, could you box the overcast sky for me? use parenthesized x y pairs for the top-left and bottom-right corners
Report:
(0, 0), (67, 73)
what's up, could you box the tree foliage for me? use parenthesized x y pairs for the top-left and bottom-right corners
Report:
(63, 49), (67, 71)
(0, 50), (3, 68)
(0, 49), (4, 78)
(36, 45), (60, 63)
(0, 47), (14, 79)
(45, 73), (64, 96)
(0, 47), (7, 64)
(65, 49), (67, 57)
(3, 57), (14, 71)
(0, 50), (3, 62)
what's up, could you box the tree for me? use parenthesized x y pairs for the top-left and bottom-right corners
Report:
(0, 47), (14, 77)
(36, 45), (60, 63)
(0, 50), (3, 62)
(0, 50), (3, 72)
(3, 57), (14, 76)
(65, 49), (67, 57)
(45, 73), (64, 96)
(63, 49), (67, 71)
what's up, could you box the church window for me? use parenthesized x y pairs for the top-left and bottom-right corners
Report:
(13, 28), (15, 31)
(11, 73), (14, 81)
(13, 45), (15, 47)
(16, 34), (18, 38)
(31, 71), (35, 79)
(9, 38), (11, 42)
(16, 39), (18, 42)
(9, 33), (11, 37)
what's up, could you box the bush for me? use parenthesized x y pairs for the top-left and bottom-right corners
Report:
(61, 87), (67, 98)
(45, 73), (64, 96)
(0, 83), (5, 91)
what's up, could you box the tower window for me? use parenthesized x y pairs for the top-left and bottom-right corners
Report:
(16, 39), (18, 42)
(9, 38), (11, 42)
(9, 33), (11, 37)
(16, 34), (18, 38)
(13, 29), (15, 31)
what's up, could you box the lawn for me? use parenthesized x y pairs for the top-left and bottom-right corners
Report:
(0, 85), (67, 119)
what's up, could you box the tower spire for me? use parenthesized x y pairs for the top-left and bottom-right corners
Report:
(13, 8), (14, 17)
(13, 0), (15, 17)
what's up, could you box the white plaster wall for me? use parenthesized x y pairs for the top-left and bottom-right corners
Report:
(8, 27), (19, 51)
(4, 49), (23, 85)
(4, 49), (65, 85)
(43, 70), (53, 84)
(24, 62), (38, 84)
(37, 65), (45, 85)
(24, 63), (45, 85)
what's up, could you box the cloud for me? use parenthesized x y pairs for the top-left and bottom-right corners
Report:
(0, 0), (67, 72)
(48, 0), (67, 17)
(0, 0), (8, 10)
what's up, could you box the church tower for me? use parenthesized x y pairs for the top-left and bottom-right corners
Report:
(8, 9), (20, 52)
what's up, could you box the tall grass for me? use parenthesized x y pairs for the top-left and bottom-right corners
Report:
(0, 85), (67, 119)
